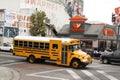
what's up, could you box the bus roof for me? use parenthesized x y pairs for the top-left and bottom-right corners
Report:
(14, 36), (79, 43)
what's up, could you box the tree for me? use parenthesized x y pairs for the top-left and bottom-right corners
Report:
(29, 10), (46, 36)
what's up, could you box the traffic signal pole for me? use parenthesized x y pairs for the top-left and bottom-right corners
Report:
(117, 24), (120, 50)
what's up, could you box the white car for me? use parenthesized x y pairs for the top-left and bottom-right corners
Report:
(0, 43), (13, 52)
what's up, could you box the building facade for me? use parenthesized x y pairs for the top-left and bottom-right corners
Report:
(57, 15), (117, 51)
(0, 0), (118, 50)
(0, 9), (31, 45)
(0, 0), (84, 45)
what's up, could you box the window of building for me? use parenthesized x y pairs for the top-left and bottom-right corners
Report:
(81, 40), (92, 48)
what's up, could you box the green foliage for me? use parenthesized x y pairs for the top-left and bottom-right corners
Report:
(29, 10), (46, 36)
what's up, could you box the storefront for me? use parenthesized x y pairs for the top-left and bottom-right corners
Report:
(57, 15), (117, 51)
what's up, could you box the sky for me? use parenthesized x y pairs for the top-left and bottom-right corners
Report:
(83, 0), (120, 25)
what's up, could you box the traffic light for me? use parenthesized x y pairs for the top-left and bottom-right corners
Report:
(112, 13), (116, 23)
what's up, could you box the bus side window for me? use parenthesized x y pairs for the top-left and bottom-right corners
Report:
(14, 40), (18, 47)
(52, 44), (58, 49)
(62, 45), (67, 51)
(19, 41), (23, 47)
(28, 42), (32, 48)
(40, 42), (44, 49)
(45, 43), (49, 50)
(24, 41), (27, 48)
(34, 42), (39, 48)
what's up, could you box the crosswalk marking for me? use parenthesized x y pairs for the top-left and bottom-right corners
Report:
(27, 74), (68, 80)
(66, 69), (82, 80)
(97, 70), (119, 80)
(26, 69), (69, 80)
(27, 69), (119, 80)
(81, 70), (100, 80)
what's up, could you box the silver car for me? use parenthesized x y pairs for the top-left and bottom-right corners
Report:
(0, 43), (13, 52)
(100, 49), (120, 64)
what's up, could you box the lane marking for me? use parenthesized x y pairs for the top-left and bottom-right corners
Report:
(0, 60), (16, 64)
(89, 64), (110, 67)
(97, 70), (119, 80)
(81, 70), (100, 80)
(26, 69), (69, 80)
(1, 62), (26, 66)
(28, 69), (66, 75)
(66, 69), (82, 80)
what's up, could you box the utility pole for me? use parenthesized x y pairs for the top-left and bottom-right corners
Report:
(17, 19), (21, 36)
(117, 24), (120, 50)
(115, 14), (120, 50)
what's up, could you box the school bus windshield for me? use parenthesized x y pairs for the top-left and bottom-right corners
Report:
(69, 44), (81, 51)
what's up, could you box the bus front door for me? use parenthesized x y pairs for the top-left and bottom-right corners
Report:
(61, 45), (68, 65)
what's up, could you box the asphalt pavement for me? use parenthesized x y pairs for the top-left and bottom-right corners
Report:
(0, 67), (20, 80)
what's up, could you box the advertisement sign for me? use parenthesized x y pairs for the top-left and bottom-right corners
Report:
(103, 29), (115, 36)
(4, 27), (18, 38)
(4, 10), (30, 28)
(0, 12), (4, 21)
(20, 0), (83, 32)
(115, 7), (120, 15)
(70, 21), (84, 34)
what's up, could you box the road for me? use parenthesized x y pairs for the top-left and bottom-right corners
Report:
(0, 51), (120, 80)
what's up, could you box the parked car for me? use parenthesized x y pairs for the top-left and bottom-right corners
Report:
(100, 49), (120, 64)
(0, 43), (13, 52)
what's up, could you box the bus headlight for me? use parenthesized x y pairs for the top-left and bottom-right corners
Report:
(83, 55), (92, 62)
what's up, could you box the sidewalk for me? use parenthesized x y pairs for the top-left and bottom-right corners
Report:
(0, 67), (20, 80)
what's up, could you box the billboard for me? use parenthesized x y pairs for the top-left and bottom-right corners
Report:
(20, 0), (83, 32)
(4, 10), (30, 28)
(4, 27), (18, 38)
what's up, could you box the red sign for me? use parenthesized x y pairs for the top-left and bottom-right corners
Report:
(115, 7), (120, 15)
(70, 23), (84, 32)
(103, 29), (115, 36)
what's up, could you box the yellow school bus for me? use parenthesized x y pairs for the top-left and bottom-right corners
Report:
(13, 36), (92, 69)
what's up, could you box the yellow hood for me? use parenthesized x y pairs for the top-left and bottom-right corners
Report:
(73, 50), (87, 57)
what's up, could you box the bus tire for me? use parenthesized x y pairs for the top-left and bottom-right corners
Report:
(70, 59), (80, 69)
(37, 59), (45, 63)
(28, 55), (36, 63)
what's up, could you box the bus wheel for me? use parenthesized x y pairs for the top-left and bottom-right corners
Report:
(71, 59), (80, 69)
(28, 55), (36, 63)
